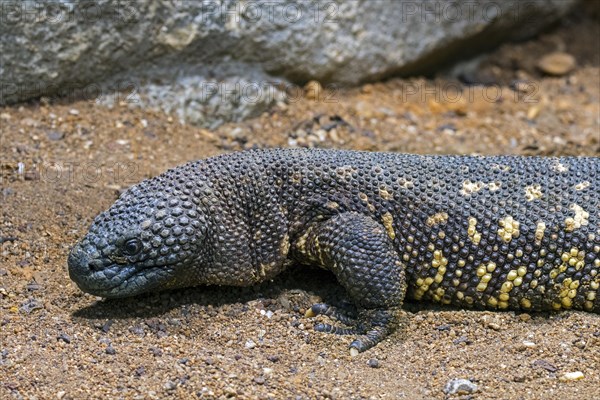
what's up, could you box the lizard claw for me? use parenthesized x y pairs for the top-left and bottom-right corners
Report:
(305, 303), (357, 325)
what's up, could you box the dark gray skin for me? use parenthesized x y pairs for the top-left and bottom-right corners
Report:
(69, 149), (600, 354)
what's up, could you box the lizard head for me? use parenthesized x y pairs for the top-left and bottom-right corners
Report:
(68, 164), (208, 298)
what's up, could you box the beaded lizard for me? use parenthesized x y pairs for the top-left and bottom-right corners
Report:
(68, 149), (600, 353)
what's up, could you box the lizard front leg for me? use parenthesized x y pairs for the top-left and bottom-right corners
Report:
(293, 211), (407, 354)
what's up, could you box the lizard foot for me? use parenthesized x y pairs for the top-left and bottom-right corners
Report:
(305, 302), (357, 325)
(348, 308), (399, 356)
(306, 303), (400, 355)
(306, 303), (360, 335)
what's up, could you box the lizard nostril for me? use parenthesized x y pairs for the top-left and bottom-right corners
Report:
(88, 260), (103, 272)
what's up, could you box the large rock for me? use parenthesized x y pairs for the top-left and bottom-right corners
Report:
(0, 0), (576, 127)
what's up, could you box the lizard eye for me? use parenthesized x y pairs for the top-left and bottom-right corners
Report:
(123, 238), (142, 256)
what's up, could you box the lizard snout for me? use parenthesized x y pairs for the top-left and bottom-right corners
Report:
(67, 243), (92, 281)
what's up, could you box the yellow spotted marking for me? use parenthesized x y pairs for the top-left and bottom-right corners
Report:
(498, 215), (520, 243)
(295, 226), (314, 257)
(551, 162), (569, 173)
(530, 279), (538, 289)
(460, 180), (501, 196)
(325, 201), (339, 210)
(358, 192), (376, 212)
(501, 281), (513, 293)
(432, 287), (446, 302)
(335, 165), (357, 179)
(488, 181), (502, 192)
(397, 177), (414, 189)
(475, 262), (497, 292)
(565, 204), (589, 232)
(586, 291), (596, 301)
(574, 181), (590, 191)
(534, 221), (546, 245)
(524, 184), (543, 201)
(467, 217), (482, 245)
(432, 250), (448, 285)
(513, 277), (523, 287)
(379, 185), (393, 200)
(313, 236), (326, 265)
(381, 212), (396, 240)
(554, 275), (582, 310)
(460, 180), (485, 196)
(426, 212), (449, 227)
(280, 233), (290, 256)
(413, 250), (449, 301)
(490, 163), (511, 172)
(555, 248), (585, 277)
(291, 172), (302, 184)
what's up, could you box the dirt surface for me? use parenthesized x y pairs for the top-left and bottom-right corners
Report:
(1, 6), (599, 400)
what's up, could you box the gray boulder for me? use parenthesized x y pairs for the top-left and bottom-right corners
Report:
(0, 0), (576, 127)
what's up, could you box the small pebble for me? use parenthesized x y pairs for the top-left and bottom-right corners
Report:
(245, 340), (256, 349)
(46, 131), (64, 141)
(367, 358), (380, 368)
(537, 52), (576, 76)
(560, 371), (584, 381)
(150, 347), (163, 357)
(164, 380), (177, 390)
(101, 320), (113, 333)
(443, 378), (477, 395)
(304, 81), (323, 101)
(254, 376), (265, 385)
(533, 359), (557, 372)
(57, 333), (71, 344)
(105, 346), (116, 355)
(129, 325), (145, 336)
(519, 313), (532, 322)
(69, 109), (80, 115)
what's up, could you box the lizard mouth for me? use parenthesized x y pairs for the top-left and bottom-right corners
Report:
(68, 244), (174, 298)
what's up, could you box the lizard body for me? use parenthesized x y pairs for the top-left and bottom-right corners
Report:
(68, 149), (600, 353)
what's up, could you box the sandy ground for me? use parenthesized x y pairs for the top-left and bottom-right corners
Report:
(1, 6), (599, 400)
